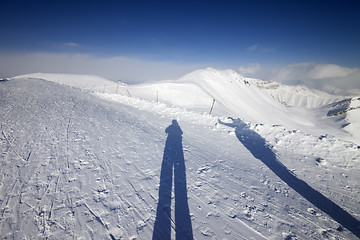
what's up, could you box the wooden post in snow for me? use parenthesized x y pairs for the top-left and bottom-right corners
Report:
(209, 99), (215, 115)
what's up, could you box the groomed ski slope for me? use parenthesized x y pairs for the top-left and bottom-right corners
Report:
(1, 72), (360, 239)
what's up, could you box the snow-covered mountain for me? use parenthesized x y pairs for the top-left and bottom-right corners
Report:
(248, 79), (340, 108)
(2, 69), (360, 239)
(13, 68), (358, 142)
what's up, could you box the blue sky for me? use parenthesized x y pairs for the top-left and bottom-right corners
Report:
(1, 0), (360, 87)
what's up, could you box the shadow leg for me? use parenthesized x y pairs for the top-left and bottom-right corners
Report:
(153, 156), (173, 240)
(174, 146), (193, 240)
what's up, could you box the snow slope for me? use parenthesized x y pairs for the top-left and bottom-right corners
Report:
(13, 68), (357, 142)
(3, 69), (359, 239)
(13, 72), (120, 92)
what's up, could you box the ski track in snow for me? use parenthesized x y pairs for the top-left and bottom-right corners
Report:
(1, 78), (360, 239)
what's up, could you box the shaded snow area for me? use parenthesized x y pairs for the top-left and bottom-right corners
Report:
(1, 70), (360, 239)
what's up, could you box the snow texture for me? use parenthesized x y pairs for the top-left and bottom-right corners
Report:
(1, 68), (360, 239)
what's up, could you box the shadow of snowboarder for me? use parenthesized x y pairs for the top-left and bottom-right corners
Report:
(219, 118), (360, 238)
(153, 120), (193, 240)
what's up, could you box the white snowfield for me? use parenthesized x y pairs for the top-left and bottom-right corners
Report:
(1, 68), (359, 239)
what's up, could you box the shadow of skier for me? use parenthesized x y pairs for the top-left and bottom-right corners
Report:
(219, 118), (360, 238)
(153, 120), (193, 240)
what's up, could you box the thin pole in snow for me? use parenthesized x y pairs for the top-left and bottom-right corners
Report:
(209, 99), (215, 114)
(156, 90), (159, 103)
(116, 81), (120, 94)
(127, 90), (132, 97)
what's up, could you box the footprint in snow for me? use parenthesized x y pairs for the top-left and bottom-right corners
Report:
(197, 166), (211, 174)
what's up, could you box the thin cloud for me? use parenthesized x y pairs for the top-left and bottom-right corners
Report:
(1, 52), (358, 95)
(246, 44), (276, 54)
(238, 63), (261, 76)
(261, 47), (276, 53)
(247, 44), (258, 52)
(63, 42), (80, 47)
(306, 64), (356, 79)
(238, 62), (360, 95)
(269, 63), (359, 84)
(0, 52), (206, 83)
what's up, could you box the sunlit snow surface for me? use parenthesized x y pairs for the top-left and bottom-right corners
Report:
(1, 69), (360, 239)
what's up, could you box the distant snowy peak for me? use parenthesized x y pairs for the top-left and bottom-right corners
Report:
(179, 68), (340, 108)
(179, 67), (245, 87)
(252, 79), (342, 108)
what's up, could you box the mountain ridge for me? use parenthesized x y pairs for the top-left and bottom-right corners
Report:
(12, 68), (359, 143)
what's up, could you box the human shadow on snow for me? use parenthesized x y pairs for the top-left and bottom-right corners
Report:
(219, 118), (360, 238)
(153, 120), (193, 240)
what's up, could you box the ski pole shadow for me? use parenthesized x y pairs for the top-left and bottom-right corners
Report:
(219, 118), (360, 238)
(153, 120), (193, 240)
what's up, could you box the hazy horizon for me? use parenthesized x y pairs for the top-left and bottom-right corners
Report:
(1, 1), (359, 93)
